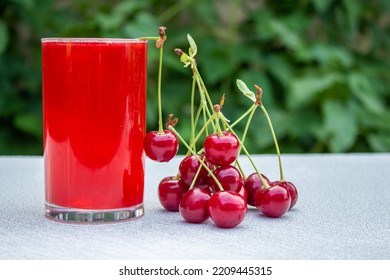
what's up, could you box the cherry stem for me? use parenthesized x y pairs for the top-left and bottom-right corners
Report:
(190, 74), (196, 148)
(233, 104), (257, 180)
(169, 125), (224, 191)
(219, 112), (270, 188)
(230, 103), (257, 129)
(214, 109), (223, 136)
(181, 53), (215, 122)
(259, 104), (284, 181)
(194, 68), (214, 115)
(136, 36), (160, 41)
(234, 158), (246, 180)
(195, 76), (214, 134)
(188, 155), (206, 190)
(157, 45), (164, 134)
(240, 104), (257, 146)
(188, 115), (216, 155)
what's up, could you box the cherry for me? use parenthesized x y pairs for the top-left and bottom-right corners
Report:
(244, 172), (270, 207)
(209, 165), (243, 193)
(204, 131), (239, 166)
(271, 180), (298, 209)
(178, 154), (211, 187)
(254, 183), (291, 218)
(194, 184), (214, 196)
(158, 176), (189, 211)
(144, 130), (178, 162)
(238, 182), (247, 203)
(208, 191), (247, 228)
(179, 188), (211, 223)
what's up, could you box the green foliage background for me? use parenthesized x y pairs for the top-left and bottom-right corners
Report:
(1, 0), (390, 155)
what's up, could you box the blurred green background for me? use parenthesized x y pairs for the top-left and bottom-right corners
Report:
(1, 0), (390, 155)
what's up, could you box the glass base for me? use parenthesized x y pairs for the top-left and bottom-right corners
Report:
(45, 202), (144, 223)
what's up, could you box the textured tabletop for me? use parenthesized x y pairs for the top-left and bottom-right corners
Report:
(0, 154), (389, 260)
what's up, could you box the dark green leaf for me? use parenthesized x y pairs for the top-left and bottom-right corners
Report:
(322, 100), (358, 152)
(348, 72), (385, 113)
(13, 113), (42, 138)
(0, 20), (8, 54)
(288, 73), (344, 109)
(367, 134), (390, 152)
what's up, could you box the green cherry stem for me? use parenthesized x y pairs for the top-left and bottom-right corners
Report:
(213, 106), (223, 136)
(233, 104), (257, 180)
(219, 112), (270, 188)
(140, 29), (166, 135)
(188, 155), (206, 190)
(136, 36), (160, 41)
(169, 125), (224, 191)
(230, 103), (257, 129)
(188, 114), (216, 156)
(179, 51), (215, 119)
(195, 75), (214, 129)
(156, 44), (164, 134)
(190, 73), (197, 146)
(259, 104), (284, 182)
(240, 104), (257, 150)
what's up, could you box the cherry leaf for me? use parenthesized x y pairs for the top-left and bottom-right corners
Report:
(180, 53), (190, 68)
(236, 79), (256, 102)
(187, 34), (197, 58)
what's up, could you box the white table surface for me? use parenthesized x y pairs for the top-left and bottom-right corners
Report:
(0, 154), (389, 260)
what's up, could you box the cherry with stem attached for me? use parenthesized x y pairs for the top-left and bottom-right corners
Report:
(219, 110), (290, 218)
(143, 27), (179, 162)
(254, 84), (298, 210)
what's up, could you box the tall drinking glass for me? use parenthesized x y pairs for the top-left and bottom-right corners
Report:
(41, 38), (147, 223)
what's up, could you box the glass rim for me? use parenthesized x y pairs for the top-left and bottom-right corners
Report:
(41, 38), (147, 43)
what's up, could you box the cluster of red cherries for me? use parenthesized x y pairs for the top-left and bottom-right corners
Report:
(142, 28), (298, 228)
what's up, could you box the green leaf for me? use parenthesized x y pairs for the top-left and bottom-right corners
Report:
(323, 100), (358, 152)
(238, 71), (275, 107)
(201, 50), (235, 84)
(9, 0), (34, 9)
(367, 133), (390, 152)
(236, 79), (256, 102)
(267, 19), (303, 50)
(298, 44), (353, 68)
(13, 112), (42, 138)
(288, 73), (343, 109)
(265, 55), (292, 87)
(348, 72), (385, 113)
(0, 20), (8, 54)
(179, 53), (190, 67)
(312, 0), (333, 13)
(123, 12), (159, 38)
(187, 34), (197, 58)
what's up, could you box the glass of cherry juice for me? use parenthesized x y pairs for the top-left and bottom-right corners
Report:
(41, 38), (147, 223)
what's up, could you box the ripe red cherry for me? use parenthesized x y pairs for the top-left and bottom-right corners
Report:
(254, 183), (291, 218)
(203, 131), (239, 166)
(209, 165), (243, 193)
(144, 130), (178, 162)
(271, 180), (298, 209)
(158, 176), (189, 211)
(194, 184), (214, 196)
(208, 191), (247, 228)
(179, 188), (211, 223)
(238, 182), (247, 203)
(178, 154), (211, 186)
(244, 172), (270, 206)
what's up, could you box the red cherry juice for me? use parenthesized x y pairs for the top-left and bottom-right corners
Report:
(42, 39), (147, 210)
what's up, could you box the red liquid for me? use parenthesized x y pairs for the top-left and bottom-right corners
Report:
(42, 39), (147, 209)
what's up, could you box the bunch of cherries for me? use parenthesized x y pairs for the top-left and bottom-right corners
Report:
(142, 28), (298, 228)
